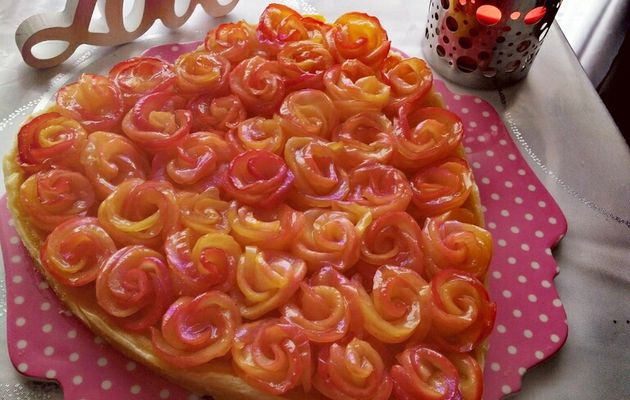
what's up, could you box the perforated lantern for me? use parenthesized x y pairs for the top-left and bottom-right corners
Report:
(422, 0), (563, 88)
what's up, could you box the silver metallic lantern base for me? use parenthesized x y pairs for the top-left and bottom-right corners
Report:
(422, 0), (563, 89)
(421, 38), (531, 89)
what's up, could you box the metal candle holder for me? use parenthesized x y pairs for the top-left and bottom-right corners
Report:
(422, 0), (563, 89)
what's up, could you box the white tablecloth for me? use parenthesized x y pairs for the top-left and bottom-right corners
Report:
(0, 1), (629, 399)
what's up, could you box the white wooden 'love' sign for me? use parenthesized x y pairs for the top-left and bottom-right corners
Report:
(15, 0), (239, 69)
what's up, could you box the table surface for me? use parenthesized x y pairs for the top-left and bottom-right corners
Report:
(0, 1), (629, 399)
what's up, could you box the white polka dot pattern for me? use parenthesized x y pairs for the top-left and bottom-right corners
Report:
(434, 79), (568, 399)
(0, 43), (568, 400)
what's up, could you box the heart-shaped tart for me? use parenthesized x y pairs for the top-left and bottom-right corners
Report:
(3, 4), (496, 399)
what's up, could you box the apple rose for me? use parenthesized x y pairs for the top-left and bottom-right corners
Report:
(292, 209), (367, 272)
(382, 56), (433, 114)
(351, 265), (432, 343)
(17, 112), (87, 173)
(191, 231), (241, 291)
(278, 89), (339, 139)
(41, 217), (116, 286)
(163, 230), (207, 295)
(310, 266), (366, 336)
(188, 94), (246, 132)
(232, 318), (312, 395)
(447, 352), (483, 400)
(151, 291), (241, 368)
(281, 280), (350, 343)
(428, 269), (496, 353)
(335, 161), (412, 220)
(391, 105), (463, 170)
(278, 41), (334, 90)
(223, 149), (294, 209)
(121, 91), (192, 153)
(411, 157), (473, 217)
(326, 12), (391, 68)
(98, 179), (179, 247)
(257, 3), (305, 51)
(236, 246), (307, 319)
(56, 73), (124, 132)
(284, 137), (349, 209)
(174, 51), (231, 95)
(331, 111), (394, 168)
(109, 56), (176, 109)
(229, 56), (286, 117)
(80, 131), (150, 199)
(164, 229), (241, 296)
(314, 338), (393, 400)
(324, 59), (391, 119)
(96, 245), (174, 331)
(391, 345), (462, 400)
(226, 116), (286, 155)
(227, 202), (304, 250)
(151, 130), (234, 188)
(177, 188), (230, 234)
(422, 209), (492, 279)
(256, 3), (329, 53)
(19, 169), (96, 232)
(360, 211), (424, 274)
(204, 21), (258, 64)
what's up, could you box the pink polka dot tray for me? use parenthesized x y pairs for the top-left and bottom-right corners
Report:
(1, 41), (568, 400)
